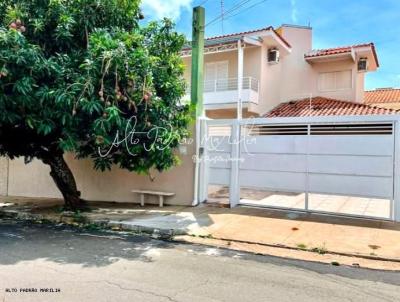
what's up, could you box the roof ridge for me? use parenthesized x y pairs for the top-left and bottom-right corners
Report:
(309, 43), (374, 52)
(206, 26), (273, 41)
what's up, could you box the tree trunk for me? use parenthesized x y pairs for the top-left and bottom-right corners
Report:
(41, 153), (84, 211)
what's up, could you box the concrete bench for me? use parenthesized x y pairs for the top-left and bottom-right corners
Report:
(132, 190), (175, 207)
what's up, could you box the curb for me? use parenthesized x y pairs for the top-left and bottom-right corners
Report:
(1, 207), (400, 264)
(199, 236), (400, 264)
(0, 208), (188, 240)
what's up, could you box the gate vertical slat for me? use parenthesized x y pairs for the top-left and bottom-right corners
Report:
(393, 121), (400, 221)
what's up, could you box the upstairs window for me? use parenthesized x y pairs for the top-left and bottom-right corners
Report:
(318, 70), (352, 92)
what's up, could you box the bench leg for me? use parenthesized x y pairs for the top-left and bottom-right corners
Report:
(159, 196), (164, 207)
(140, 193), (145, 207)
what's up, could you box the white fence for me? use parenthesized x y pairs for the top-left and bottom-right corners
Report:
(199, 115), (400, 221)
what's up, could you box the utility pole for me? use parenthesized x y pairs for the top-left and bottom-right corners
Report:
(191, 6), (205, 117)
(191, 6), (205, 206)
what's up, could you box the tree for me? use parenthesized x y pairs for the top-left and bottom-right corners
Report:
(0, 0), (191, 210)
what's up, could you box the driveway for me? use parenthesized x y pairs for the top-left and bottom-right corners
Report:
(0, 219), (399, 302)
(209, 186), (391, 219)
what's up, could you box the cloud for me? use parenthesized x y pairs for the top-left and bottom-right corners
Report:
(291, 0), (298, 23)
(141, 0), (193, 20)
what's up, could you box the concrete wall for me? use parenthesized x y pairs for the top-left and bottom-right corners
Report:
(0, 157), (8, 196)
(6, 141), (195, 206)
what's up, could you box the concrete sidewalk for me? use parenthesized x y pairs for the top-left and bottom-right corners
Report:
(1, 196), (400, 269)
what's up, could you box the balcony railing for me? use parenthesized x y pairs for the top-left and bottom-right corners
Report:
(186, 77), (259, 94)
(185, 77), (259, 106)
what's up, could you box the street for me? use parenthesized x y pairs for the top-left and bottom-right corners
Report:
(0, 219), (399, 302)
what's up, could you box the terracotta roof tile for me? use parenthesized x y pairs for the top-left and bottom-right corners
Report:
(365, 88), (400, 104)
(305, 43), (379, 67)
(264, 97), (398, 117)
(182, 26), (291, 50)
(305, 43), (372, 57)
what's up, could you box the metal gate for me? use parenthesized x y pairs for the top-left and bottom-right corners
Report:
(199, 115), (400, 221)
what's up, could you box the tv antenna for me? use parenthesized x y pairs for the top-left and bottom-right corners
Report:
(220, 0), (225, 34)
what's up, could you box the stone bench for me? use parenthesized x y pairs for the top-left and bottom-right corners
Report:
(132, 190), (175, 207)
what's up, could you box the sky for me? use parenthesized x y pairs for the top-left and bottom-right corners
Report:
(141, 0), (400, 90)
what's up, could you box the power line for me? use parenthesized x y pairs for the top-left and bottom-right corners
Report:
(196, 0), (210, 7)
(223, 0), (270, 21)
(205, 0), (253, 27)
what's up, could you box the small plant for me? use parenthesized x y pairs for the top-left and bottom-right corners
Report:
(72, 211), (87, 224)
(84, 223), (101, 231)
(311, 244), (327, 255)
(331, 261), (340, 266)
(296, 243), (307, 250)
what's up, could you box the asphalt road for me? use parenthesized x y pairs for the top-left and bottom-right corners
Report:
(0, 219), (399, 302)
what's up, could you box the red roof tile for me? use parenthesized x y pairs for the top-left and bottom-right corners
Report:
(206, 26), (273, 41)
(182, 26), (291, 51)
(264, 97), (398, 117)
(365, 88), (400, 104)
(305, 43), (379, 67)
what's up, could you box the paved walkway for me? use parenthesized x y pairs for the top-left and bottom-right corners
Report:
(209, 187), (391, 219)
(1, 196), (400, 268)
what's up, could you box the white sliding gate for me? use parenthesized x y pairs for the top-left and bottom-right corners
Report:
(199, 115), (400, 221)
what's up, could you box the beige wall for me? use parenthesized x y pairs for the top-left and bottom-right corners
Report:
(309, 59), (357, 102)
(206, 108), (256, 119)
(0, 157), (8, 196)
(6, 141), (195, 206)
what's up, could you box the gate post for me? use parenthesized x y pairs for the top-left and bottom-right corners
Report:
(198, 118), (208, 203)
(394, 120), (400, 221)
(229, 121), (240, 207)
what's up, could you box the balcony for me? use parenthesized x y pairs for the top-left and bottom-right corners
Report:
(186, 77), (259, 109)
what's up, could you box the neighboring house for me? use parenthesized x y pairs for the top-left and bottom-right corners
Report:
(182, 24), (380, 118)
(364, 88), (400, 110)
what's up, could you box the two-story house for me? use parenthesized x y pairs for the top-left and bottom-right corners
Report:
(182, 24), (387, 118)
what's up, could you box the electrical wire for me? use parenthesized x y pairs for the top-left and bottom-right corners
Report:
(223, 0), (270, 21)
(205, 0), (253, 27)
(196, 0), (210, 7)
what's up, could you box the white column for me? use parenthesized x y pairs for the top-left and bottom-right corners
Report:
(237, 39), (244, 120)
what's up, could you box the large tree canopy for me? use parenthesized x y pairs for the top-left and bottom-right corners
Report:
(0, 0), (191, 209)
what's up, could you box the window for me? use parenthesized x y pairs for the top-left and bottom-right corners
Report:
(205, 61), (229, 92)
(318, 70), (352, 92)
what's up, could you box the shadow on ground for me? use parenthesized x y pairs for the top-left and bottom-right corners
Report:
(0, 219), (174, 268)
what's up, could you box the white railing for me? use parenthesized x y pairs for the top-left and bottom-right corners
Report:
(186, 77), (259, 94)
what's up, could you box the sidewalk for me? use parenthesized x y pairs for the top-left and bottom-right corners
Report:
(1, 196), (400, 270)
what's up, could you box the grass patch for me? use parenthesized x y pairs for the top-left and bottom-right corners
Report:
(296, 243), (307, 250)
(311, 244), (328, 255)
